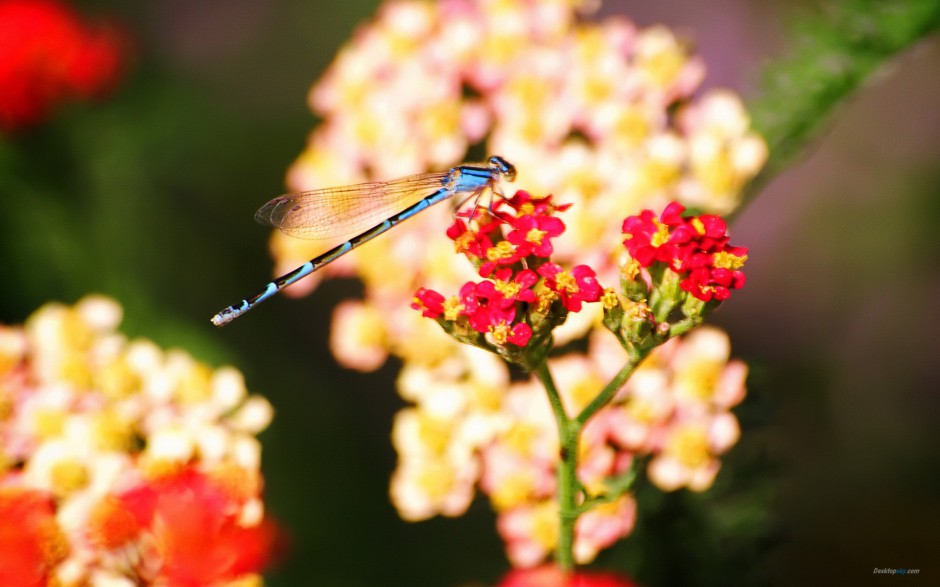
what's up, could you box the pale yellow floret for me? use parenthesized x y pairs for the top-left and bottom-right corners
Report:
(502, 423), (540, 458)
(675, 358), (721, 402)
(50, 459), (90, 495)
(349, 304), (387, 348)
(383, 1), (436, 55)
(479, 33), (523, 68)
(611, 106), (653, 148)
(531, 500), (560, 550)
(59, 352), (94, 390)
(418, 101), (463, 141)
(97, 359), (141, 399)
(92, 410), (135, 452)
(569, 373), (604, 412)
(691, 137), (741, 194)
(355, 238), (412, 293)
(230, 396), (275, 434)
(639, 159), (681, 194)
(175, 362), (214, 404)
(415, 459), (458, 500)
(624, 397), (658, 424)
(34, 408), (67, 439)
(467, 381), (504, 413)
(667, 425), (711, 469)
(146, 427), (195, 463)
(491, 470), (537, 511)
(415, 411), (455, 456)
(635, 26), (689, 88)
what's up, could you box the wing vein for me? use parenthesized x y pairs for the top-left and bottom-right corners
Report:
(254, 172), (451, 241)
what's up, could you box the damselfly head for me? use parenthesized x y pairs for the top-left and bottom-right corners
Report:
(488, 155), (516, 182)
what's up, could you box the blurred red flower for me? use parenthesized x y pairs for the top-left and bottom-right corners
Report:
(98, 466), (279, 587)
(0, 0), (126, 131)
(0, 489), (68, 587)
(497, 565), (641, 587)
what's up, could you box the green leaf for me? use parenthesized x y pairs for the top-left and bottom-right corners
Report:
(740, 0), (940, 213)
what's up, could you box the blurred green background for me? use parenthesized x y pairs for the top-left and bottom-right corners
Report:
(1, 1), (938, 585)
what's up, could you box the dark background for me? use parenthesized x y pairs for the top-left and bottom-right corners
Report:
(1, 1), (938, 585)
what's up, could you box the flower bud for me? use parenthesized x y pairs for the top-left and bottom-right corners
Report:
(619, 258), (650, 302)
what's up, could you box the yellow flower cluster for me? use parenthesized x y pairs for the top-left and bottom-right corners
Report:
(270, 0), (762, 566)
(276, 0), (765, 371)
(601, 327), (746, 492)
(388, 326), (745, 567)
(0, 295), (274, 585)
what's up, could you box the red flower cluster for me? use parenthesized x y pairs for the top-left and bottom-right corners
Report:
(89, 465), (278, 586)
(413, 278), (534, 347)
(0, 0), (126, 132)
(622, 202), (747, 302)
(413, 190), (600, 347)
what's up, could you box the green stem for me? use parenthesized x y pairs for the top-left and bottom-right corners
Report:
(536, 357), (644, 572)
(556, 419), (579, 573)
(535, 360), (568, 433)
(533, 361), (579, 573)
(577, 456), (641, 514)
(576, 359), (639, 427)
(532, 314), (697, 568)
(668, 316), (702, 338)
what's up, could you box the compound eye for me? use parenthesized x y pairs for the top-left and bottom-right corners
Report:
(489, 155), (516, 181)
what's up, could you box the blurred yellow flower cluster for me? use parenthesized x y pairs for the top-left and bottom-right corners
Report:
(389, 326), (745, 567)
(0, 295), (275, 585)
(278, 0), (765, 368)
(271, 0), (763, 566)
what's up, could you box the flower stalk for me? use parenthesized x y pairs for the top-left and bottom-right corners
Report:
(533, 362), (578, 572)
(576, 360), (640, 428)
(414, 195), (749, 570)
(536, 357), (642, 571)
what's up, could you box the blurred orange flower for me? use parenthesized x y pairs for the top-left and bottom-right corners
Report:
(0, 489), (67, 587)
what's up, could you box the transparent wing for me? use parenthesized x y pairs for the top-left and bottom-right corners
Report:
(254, 172), (451, 241)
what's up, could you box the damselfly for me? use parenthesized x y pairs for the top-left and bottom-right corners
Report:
(211, 156), (516, 326)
